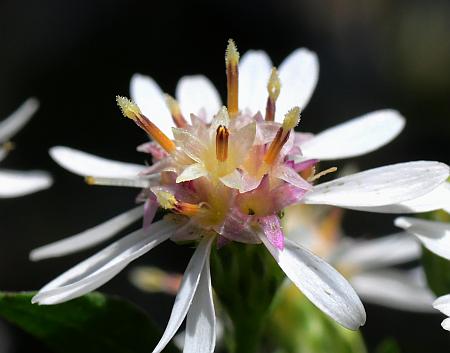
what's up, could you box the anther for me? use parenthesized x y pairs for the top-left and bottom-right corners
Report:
(225, 39), (240, 117)
(154, 190), (203, 217)
(116, 96), (176, 153)
(215, 125), (229, 162)
(164, 94), (188, 128)
(265, 67), (281, 121)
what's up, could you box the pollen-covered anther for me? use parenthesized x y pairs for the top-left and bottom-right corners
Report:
(264, 107), (301, 165)
(155, 190), (204, 217)
(225, 39), (240, 117)
(265, 67), (281, 121)
(308, 167), (338, 182)
(164, 94), (188, 128)
(116, 95), (175, 153)
(215, 125), (229, 162)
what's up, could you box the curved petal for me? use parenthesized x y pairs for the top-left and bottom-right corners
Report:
(350, 269), (435, 313)
(273, 164), (312, 190)
(184, 250), (215, 353)
(334, 233), (420, 271)
(175, 75), (221, 123)
(153, 236), (214, 353)
(32, 219), (179, 305)
(0, 98), (39, 143)
(30, 205), (145, 261)
(346, 182), (450, 213)
(260, 235), (366, 330)
(239, 50), (272, 114)
(300, 110), (405, 160)
(395, 217), (450, 260)
(176, 163), (208, 183)
(304, 161), (449, 208)
(276, 48), (319, 121)
(50, 146), (145, 178)
(130, 73), (174, 138)
(0, 169), (52, 198)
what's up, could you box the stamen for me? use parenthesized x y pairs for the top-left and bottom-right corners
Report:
(2, 141), (15, 152)
(116, 96), (176, 153)
(308, 167), (338, 182)
(263, 107), (301, 165)
(265, 67), (281, 121)
(85, 176), (153, 188)
(164, 94), (188, 128)
(225, 39), (239, 117)
(215, 125), (229, 162)
(154, 190), (204, 217)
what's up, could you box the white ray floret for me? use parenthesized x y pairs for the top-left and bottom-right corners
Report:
(303, 161), (449, 208)
(0, 170), (52, 198)
(49, 146), (145, 178)
(30, 205), (145, 260)
(395, 217), (450, 260)
(300, 110), (405, 160)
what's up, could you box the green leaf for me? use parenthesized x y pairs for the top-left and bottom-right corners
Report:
(422, 246), (450, 296)
(375, 338), (402, 353)
(0, 291), (179, 353)
(267, 284), (367, 353)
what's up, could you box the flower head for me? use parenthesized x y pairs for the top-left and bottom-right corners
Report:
(32, 40), (450, 353)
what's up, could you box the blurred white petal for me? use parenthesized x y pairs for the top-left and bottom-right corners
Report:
(434, 294), (450, 316)
(300, 110), (405, 160)
(0, 169), (52, 197)
(395, 217), (450, 260)
(239, 50), (272, 114)
(350, 269), (435, 313)
(335, 233), (420, 271)
(176, 75), (221, 123)
(30, 205), (144, 261)
(50, 146), (145, 178)
(153, 237), (214, 353)
(0, 98), (39, 143)
(277, 48), (319, 121)
(33, 219), (179, 304)
(260, 235), (366, 330)
(304, 161), (449, 208)
(130, 73), (174, 138)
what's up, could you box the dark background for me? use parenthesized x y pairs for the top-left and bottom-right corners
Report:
(0, 0), (449, 352)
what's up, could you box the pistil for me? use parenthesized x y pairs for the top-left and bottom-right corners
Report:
(265, 67), (281, 121)
(225, 39), (239, 117)
(165, 94), (188, 128)
(264, 107), (301, 165)
(116, 96), (176, 153)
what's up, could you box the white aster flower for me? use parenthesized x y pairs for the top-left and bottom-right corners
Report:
(284, 205), (436, 312)
(31, 40), (449, 353)
(0, 99), (52, 197)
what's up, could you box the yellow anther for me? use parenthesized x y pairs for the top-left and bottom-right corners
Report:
(116, 96), (141, 120)
(117, 95), (176, 153)
(2, 141), (15, 152)
(164, 94), (187, 128)
(225, 39), (240, 117)
(267, 67), (281, 101)
(282, 107), (301, 131)
(215, 125), (229, 162)
(155, 190), (178, 210)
